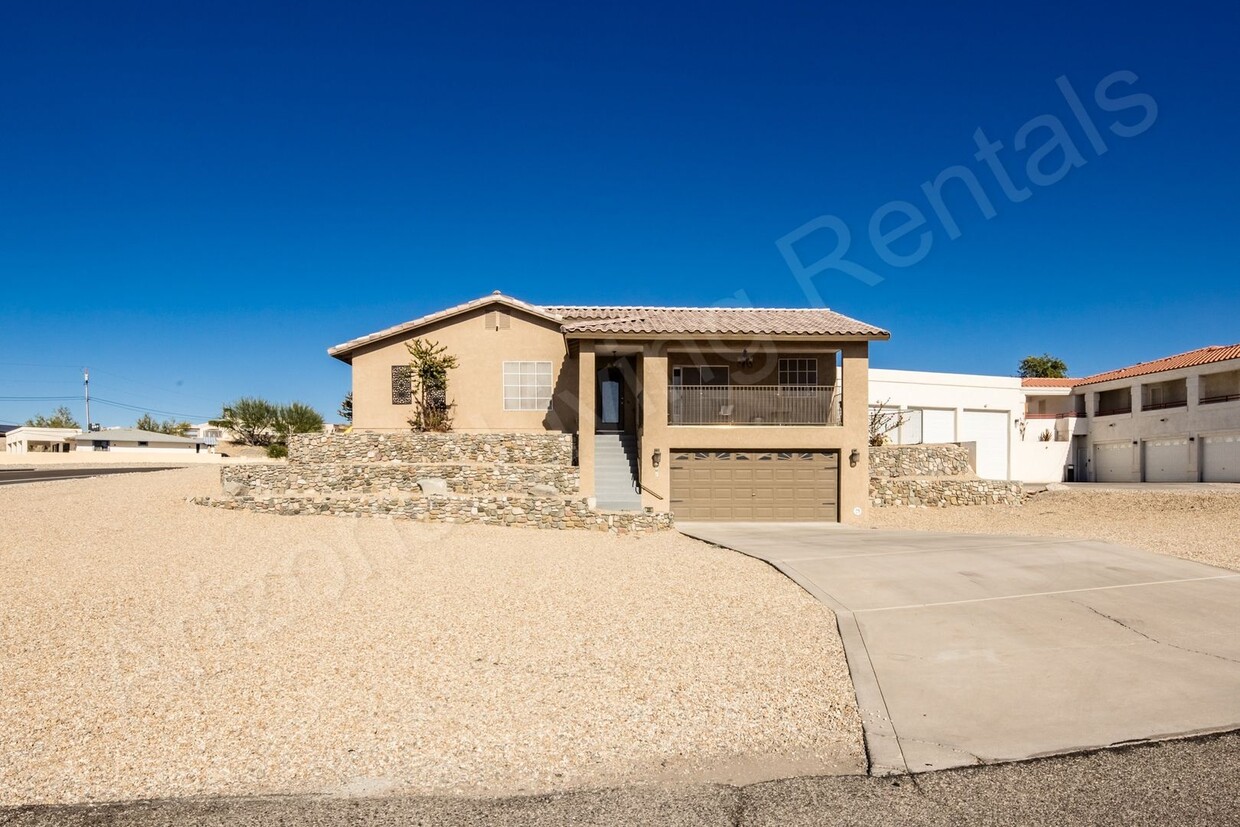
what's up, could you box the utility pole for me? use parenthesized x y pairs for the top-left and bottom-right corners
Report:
(83, 368), (91, 432)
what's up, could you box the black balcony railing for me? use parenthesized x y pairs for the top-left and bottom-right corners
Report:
(668, 385), (841, 425)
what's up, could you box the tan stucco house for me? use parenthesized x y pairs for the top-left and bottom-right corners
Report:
(329, 292), (889, 524)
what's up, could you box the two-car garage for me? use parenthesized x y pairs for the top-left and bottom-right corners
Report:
(669, 450), (839, 521)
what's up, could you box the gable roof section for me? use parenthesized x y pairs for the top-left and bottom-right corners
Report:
(329, 293), (890, 361)
(1072, 344), (1240, 387)
(328, 293), (564, 360)
(549, 305), (889, 337)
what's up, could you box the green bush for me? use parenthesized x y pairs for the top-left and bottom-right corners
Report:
(266, 443), (289, 459)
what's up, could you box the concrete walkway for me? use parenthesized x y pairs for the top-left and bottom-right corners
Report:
(677, 522), (1240, 775)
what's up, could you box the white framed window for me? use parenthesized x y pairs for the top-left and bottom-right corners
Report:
(778, 358), (818, 386)
(503, 361), (554, 411)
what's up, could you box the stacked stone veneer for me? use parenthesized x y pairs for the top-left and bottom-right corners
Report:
(191, 492), (673, 533)
(869, 444), (1023, 508)
(222, 461), (579, 496)
(289, 432), (574, 465)
(197, 431), (671, 534)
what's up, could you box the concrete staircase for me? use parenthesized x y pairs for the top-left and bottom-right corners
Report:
(593, 433), (642, 511)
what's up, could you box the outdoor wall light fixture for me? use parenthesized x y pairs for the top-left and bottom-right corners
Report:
(652, 448), (662, 468)
(739, 348), (754, 368)
(849, 448), (860, 467)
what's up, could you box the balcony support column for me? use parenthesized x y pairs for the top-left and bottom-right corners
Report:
(840, 342), (869, 525)
(639, 344), (670, 510)
(577, 342), (595, 499)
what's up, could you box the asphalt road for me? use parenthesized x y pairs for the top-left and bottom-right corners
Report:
(3, 732), (1238, 826)
(0, 467), (180, 486)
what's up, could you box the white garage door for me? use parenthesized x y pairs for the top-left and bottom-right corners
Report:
(1094, 441), (1133, 482)
(961, 410), (1009, 479)
(1203, 434), (1240, 483)
(919, 409), (955, 444)
(1143, 438), (1193, 483)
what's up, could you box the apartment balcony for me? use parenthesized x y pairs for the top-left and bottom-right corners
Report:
(668, 385), (841, 426)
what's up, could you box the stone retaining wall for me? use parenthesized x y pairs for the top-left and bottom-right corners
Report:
(869, 444), (972, 478)
(868, 443), (1023, 508)
(869, 477), (1023, 508)
(289, 432), (574, 466)
(222, 462), (579, 496)
(192, 493), (672, 534)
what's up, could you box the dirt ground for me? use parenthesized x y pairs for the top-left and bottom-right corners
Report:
(0, 467), (863, 807)
(870, 487), (1240, 572)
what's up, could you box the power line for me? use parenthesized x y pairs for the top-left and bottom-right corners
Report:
(0, 395), (81, 402)
(0, 395), (214, 421)
(91, 397), (214, 421)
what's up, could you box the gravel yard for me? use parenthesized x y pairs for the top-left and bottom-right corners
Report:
(870, 487), (1240, 571)
(0, 467), (863, 806)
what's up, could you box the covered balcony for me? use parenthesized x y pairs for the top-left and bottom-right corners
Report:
(669, 384), (841, 425)
(667, 354), (842, 426)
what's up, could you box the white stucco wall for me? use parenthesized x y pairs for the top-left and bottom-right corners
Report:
(869, 369), (1026, 480)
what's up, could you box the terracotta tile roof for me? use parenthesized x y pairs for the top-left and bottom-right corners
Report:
(1073, 344), (1240, 387)
(1020, 377), (1080, 388)
(330, 293), (889, 359)
(548, 306), (889, 337)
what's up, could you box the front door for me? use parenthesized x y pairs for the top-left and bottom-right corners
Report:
(598, 364), (624, 432)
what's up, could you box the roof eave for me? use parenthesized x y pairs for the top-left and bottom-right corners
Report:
(562, 330), (890, 342)
(327, 294), (563, 361)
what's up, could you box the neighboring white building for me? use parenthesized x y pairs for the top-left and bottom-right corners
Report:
(872, 344), (1240, 485)
(71, 428), (209, 454)
(4, 426), (81, 453)
(1049, 344), (1240, 483)
(869, 369), (1069, 483)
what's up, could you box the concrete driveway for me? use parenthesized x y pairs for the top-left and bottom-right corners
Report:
(678, 522), (1240, 775)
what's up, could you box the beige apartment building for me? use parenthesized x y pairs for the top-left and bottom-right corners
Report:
(329, 292), (889, 523)
(1020, 344), (1240, 483)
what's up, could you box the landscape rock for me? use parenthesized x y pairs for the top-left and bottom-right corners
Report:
(416, 478), (450, 496)
(222, 480), (248, 496)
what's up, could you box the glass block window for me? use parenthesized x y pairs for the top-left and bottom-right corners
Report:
(503, 361), (553, 411)
(778, 358), (818, 385)
(392, 365), (412, 405)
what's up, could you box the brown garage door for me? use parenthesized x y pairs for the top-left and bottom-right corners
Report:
(669, 450), (839, 521)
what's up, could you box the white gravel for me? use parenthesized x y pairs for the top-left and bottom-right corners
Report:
(0, 467), (863, 806)
(870, 487), (1240, 571)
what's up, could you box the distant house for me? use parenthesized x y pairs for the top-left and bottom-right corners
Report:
(0, 423), (18, 451)
(4, 426), (80, 453)
(186, 423), (235, 444)
(70, 428), (209, 454)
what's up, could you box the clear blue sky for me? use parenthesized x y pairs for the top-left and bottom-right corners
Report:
(2, 2), (1237, 426)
